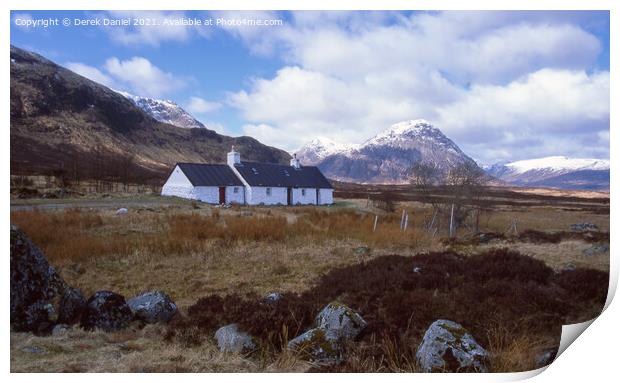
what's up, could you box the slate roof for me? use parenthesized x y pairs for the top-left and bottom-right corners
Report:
(176, 163), (244, 186)
(233, 161), (333, 188)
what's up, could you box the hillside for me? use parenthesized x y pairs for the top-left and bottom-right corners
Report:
(10, 46), (290, 183)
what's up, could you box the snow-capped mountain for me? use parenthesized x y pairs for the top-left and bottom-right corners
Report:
(295, 137), (357, 165)
(485, 156), (610, 190)
(296, 119), (481, 184)
(116, 91), (206, 130)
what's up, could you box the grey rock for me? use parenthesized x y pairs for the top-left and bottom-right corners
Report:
(10, 225), (67, 332)
(127, 291), (177, 323)
(287, 328), (342, 365)
(315, 301), (367, 341)
(582, 243), (609, 257)
(416, 319), (489, 373)
(80, 291), (134, 332)
(563, 263), (577, 271)
(214, 324), (255, 353)
(535, 349), (557, 368)
(116, 208), (128, 215)
(21, 345), (46, 354)
(288, 302), (367, 365)
(58, 287), (86, 325)
(353, 247), (371, 256)
(264, 292), (283, 303)
(413, 267), (422, 274)
(52, 324), (70, 336)
(570, 223), (599, 232)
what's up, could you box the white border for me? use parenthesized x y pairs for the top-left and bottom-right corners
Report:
(3, 1), (616, 382)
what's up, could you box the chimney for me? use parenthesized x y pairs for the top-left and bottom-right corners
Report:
(227, 145), (241, 166)
(290, 153), (301, 169)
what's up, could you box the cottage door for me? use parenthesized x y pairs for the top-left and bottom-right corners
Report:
(316, 189), (320, 204)
(287, 187), (292, 205)
(219, 187), (226, 204)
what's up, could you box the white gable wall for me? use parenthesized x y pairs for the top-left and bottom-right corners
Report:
(292, 188), (316, 205)
(162, 165), (195, 200)
(318, 188), (334, 205)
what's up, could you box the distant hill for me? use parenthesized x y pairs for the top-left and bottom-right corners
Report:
(10, 45), (290, 182)
(484, 156), (610, 191)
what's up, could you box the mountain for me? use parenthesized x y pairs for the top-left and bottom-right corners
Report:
(295, 137), (356, 165)
(296, 119), (481, 184)
(484, 156), (610, 190)
(10, 45), (290, 182)
(115, 91), (207, 130)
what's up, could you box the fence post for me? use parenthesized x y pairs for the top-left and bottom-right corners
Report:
(449, 203), (455, 237)
(400, 209), (406, 230)
(404, 213), (409, 231)
(373, 215), (378, 232)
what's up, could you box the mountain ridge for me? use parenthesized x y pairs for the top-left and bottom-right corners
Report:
(10, 45), (290, 182)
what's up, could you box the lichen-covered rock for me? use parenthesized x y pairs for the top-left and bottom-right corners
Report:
(81, 291), (134, 332)
(127, 291), (177, 323)
(58, 287), (86, 325)
(315, 301), (367, 341)
(288, 302), (367, 365)
(10, 225), (67, 332)
(287, 328), (342, 365)
(570, 223), (599, 232)
(214, 324), (256, 353)
(416, 319), (489, 373)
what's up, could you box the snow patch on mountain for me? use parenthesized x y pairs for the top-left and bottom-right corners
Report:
(116, 90), (207, 130)
(504, 156), (609, 174)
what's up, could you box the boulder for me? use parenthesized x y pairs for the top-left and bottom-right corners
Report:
(287, 328), (341, 365)
(214, 324), (256, 353)
(10, 225), (67, 332)
(58, 287), (86, 325)
(288, 302), (367, 365)
(315, 301), (367, 341)
(116, 208), (128, 215)
(582, 243), (609, 257)
(570, 223), (599, 232)
(127, 291), (177, 323)
(80, 291), (134, 332)
(416, 319), (489, 373)
(264, 292), (283, 303)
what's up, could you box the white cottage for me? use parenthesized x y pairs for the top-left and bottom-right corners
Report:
(161, 148), (334, 206)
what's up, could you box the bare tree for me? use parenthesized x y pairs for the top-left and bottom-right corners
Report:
(409, 161), (486, 236)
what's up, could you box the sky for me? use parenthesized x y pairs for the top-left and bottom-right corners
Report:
(10, 10), (610, 164)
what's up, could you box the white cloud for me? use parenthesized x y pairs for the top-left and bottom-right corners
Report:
(65, 57), (186, 98)
(101, 10), (201, 47)
(224, 11), (608, 161)
(185, 96), (221, 114)
(65, 62), (118, 88)
(103, 57), (186, 97)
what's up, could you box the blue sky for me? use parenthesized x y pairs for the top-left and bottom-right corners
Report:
(10, 10), (610, 163)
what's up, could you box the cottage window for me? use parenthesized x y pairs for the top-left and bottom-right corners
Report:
(266, 187), (272, 196)
(233, 187), (239, 193)
(301, 189), (306, 196)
